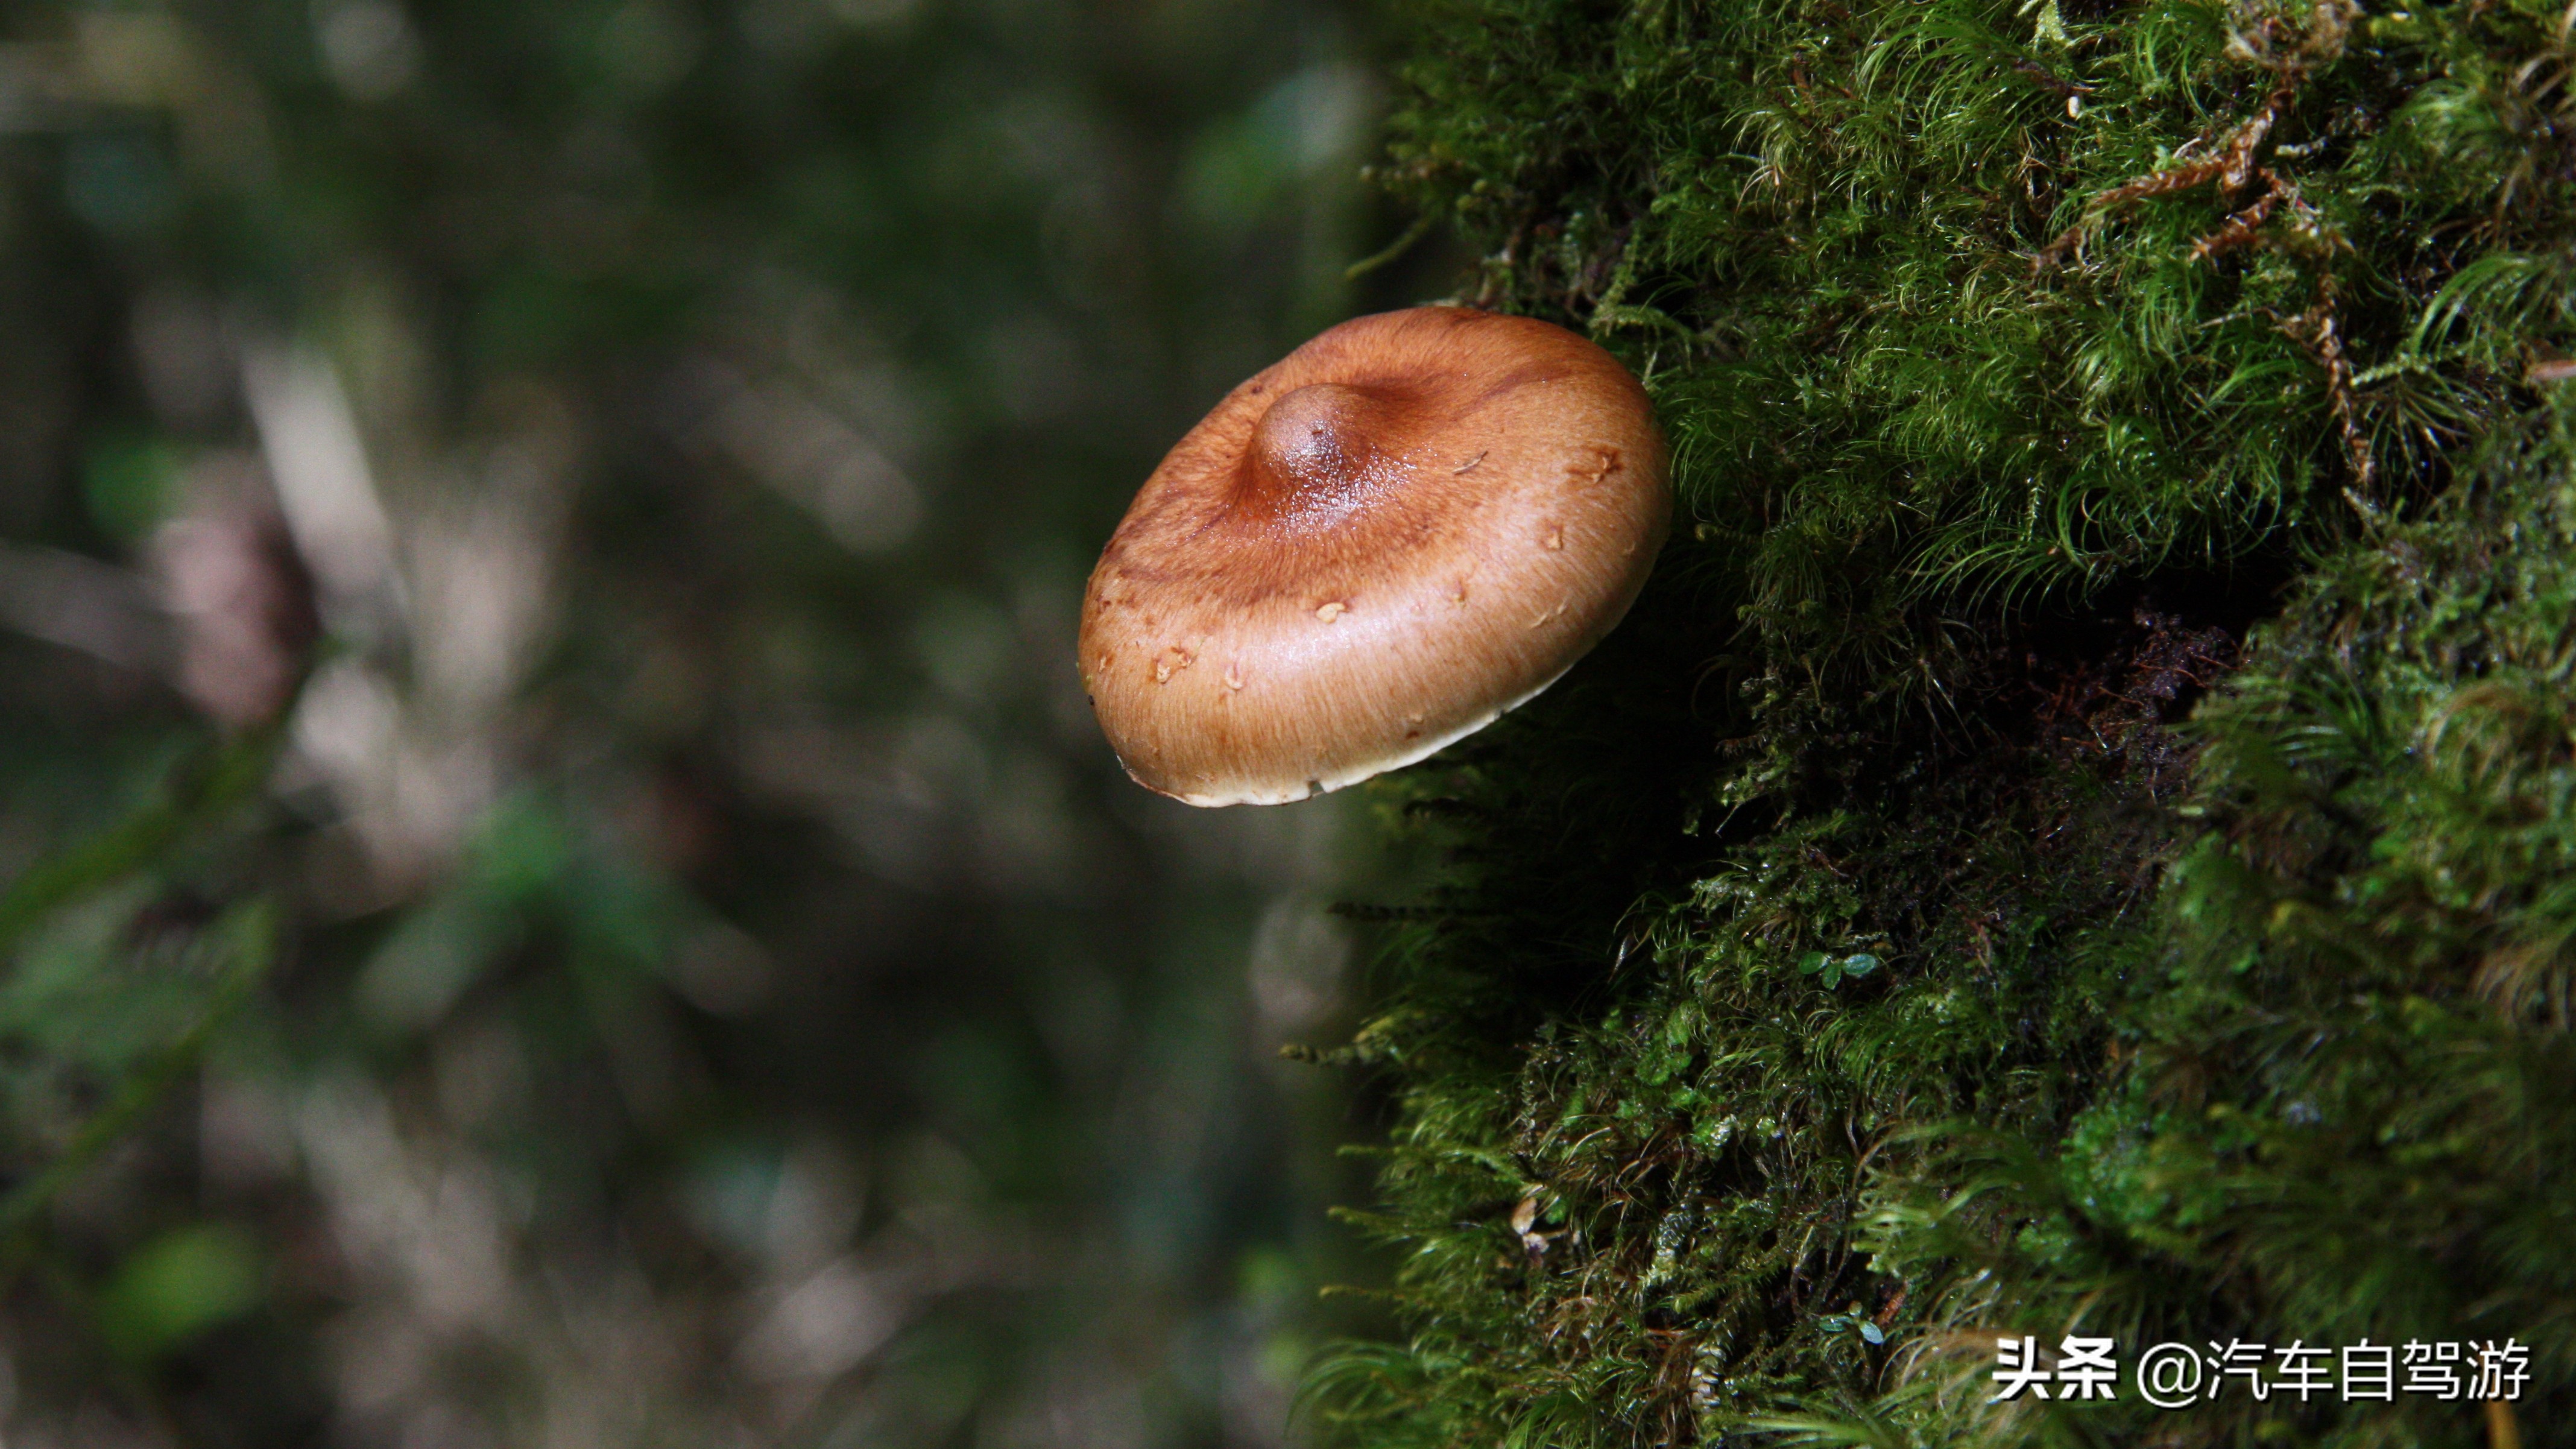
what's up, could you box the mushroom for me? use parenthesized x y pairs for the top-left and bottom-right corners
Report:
(1079, 305), (1669, 806)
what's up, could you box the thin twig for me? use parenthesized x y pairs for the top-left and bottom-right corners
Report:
(0, 722), (283, 962)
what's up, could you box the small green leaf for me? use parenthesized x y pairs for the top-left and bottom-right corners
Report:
(1860, 1320), (1886, 1345)
(1798, 951), (1827, 975)
(1821, 959), (1843, 988)
(98, 1223), (264, 1363)
(1842, 952), (1881, 978)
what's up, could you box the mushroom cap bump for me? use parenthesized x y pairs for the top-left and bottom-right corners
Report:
(1079, 305), (1670, 807)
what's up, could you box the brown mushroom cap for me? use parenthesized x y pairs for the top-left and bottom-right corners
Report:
(1079, 305), (1669, 806)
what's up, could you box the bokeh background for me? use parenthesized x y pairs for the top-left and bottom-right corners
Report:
(0, 1), (1438, 1442)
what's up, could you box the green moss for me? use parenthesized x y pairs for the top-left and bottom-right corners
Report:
(1306, 0), (2576, 1441)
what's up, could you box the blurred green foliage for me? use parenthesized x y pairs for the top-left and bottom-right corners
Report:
(0, 0), (1426, 1442)
(98, 1223), (265, 1364)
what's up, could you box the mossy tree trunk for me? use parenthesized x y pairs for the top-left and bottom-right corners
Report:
(1306, 0), (2576, 1442)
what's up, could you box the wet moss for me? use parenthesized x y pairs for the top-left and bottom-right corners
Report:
(1306, 0), (2576, 1441)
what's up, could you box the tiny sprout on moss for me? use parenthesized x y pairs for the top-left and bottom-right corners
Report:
(1799, 951), (1881, 988)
